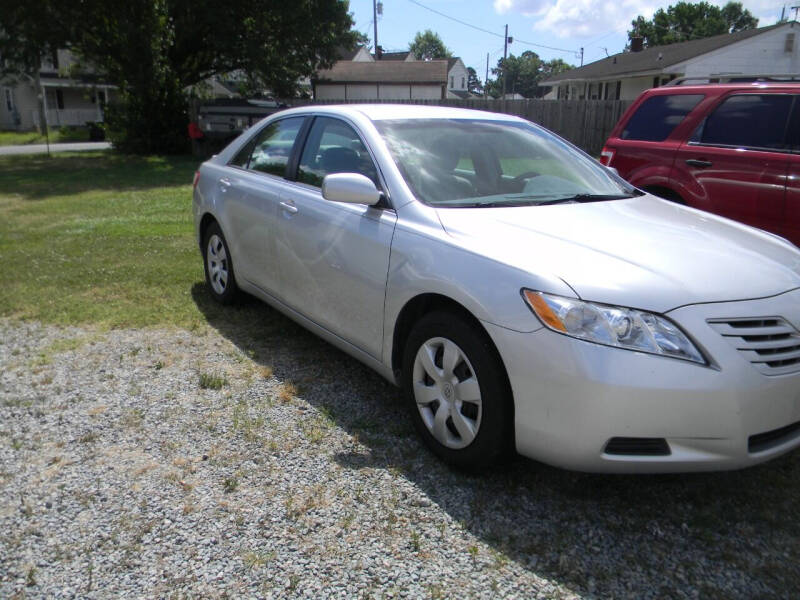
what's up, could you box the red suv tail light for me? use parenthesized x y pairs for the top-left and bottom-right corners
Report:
(599, 146), (615, 166)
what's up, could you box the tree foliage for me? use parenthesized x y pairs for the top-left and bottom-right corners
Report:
(408, 30), (452, 60)
(628, 1), (758, 48)
(0, 0), (359, 153)
(487, 51), (574, 98)
(466, 67), (482, 94)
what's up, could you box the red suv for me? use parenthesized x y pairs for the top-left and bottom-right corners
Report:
(601, 83), (800, 245)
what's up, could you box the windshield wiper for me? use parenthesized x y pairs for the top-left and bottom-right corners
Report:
(537, 193), (636, 206)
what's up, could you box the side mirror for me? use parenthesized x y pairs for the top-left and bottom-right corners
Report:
(321, 173), (381, 206)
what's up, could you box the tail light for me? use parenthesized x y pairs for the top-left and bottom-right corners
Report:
(192, 171), (200, 190)
(599, 146), (615, 166)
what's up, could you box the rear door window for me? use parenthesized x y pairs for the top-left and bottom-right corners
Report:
(239, 117), (305, 177)
(621, 94), (704, 141)
(691, 94), (794, 150)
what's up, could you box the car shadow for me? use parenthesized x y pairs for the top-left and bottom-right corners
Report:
(0, 152), (200, 200)
(191, 283), (800, 598)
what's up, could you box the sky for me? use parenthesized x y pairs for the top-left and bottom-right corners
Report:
(346, 0), (790, 80)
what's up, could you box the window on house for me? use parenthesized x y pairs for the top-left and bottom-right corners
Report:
(461, 77), (465, 89)
(98, 90), (106, 106)
(4, 88), (13, 112)
(450, 76), (454, 88)
(55, 90), (64, 110)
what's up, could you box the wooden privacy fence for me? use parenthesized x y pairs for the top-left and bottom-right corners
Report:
(192, 98), (632, 157)
(281, 98), (633, 156)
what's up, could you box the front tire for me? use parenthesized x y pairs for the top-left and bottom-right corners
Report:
(402, 311), (513, 471)
(202, 221), (239, 305)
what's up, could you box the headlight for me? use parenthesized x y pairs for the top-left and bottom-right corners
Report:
(522, 289), (706, 364)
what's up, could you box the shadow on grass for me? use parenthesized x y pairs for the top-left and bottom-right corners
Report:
(0, 152), (200, 200)
(192, 282), (800, 598)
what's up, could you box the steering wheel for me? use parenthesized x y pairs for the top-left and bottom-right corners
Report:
(512, 171), (540, 184)
(510, 170), (540, 191)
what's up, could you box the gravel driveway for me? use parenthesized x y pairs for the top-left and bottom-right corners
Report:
(2, 300), (798, 599)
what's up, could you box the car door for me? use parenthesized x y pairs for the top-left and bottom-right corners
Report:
(784, 97), (800, 245)
(221, 116), (306, 296)
(672, 93), (793, 236)
(275, 116), (397, 359)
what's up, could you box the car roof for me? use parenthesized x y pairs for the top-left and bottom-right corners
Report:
(641, 82), (800, 95)
(274, 103), (526, 123)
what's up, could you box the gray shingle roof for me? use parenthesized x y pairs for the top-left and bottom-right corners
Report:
(378, 51), (412, 61)
(542, 23), (786, 84)
(315, 60), (448, 84)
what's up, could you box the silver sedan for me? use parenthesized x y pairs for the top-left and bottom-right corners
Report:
(193, 104), (800, 473)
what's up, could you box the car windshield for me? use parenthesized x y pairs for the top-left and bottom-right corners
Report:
(374, 118), (637, 207)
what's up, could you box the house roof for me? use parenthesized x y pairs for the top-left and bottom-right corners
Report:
(542, 23), (787, 84)
(447, 57), (461, 70)
(316, 60), (448, 84)
(378, 51), (413, 61)
(335, 46), (365, 61)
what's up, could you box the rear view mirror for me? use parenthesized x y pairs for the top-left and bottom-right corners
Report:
(321, 173), (381, 206)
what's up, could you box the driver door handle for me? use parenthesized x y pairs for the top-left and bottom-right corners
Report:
(279, 200), (298, 214)
(685, 159), (712, 168)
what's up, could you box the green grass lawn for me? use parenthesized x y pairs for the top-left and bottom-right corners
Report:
(0, 127), (92, 146)
(0, 151), (212, 329)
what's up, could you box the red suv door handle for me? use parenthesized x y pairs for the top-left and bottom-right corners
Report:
(685, 159), (712, 168)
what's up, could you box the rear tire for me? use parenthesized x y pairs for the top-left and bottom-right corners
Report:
(402, 311), (513, 471)
(202, 221), (239, 305)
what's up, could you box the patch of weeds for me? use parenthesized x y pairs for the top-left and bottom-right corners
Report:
(232, 398), (265, 441)
(223, 476), (238, 493)
(79, 432), (99, 443)
(277, 381), (297, 403)
(122, 408), (144, 429)
(259, 365), (273, 378)
(410, 529), (421, 552)
(11, 438), (23, 451)
(242, 550), (275, 570)
(468, 544), (479, 564)
(153, 360), (165, 370)
(429, 584), (446, 600)
(288, 574), (300, 592)
(26, 565), (37, 587)
(199, 372), (227, 390)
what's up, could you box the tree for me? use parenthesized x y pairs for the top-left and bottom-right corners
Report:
(486, 52), (573, 98)
(0, 1), (70, 133)
(628, 1), (758, 48)
(466, 67), (482, 94)
(408, 30), (452, 60)
(1, 0), (359, 153)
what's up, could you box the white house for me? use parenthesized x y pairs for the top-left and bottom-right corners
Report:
(541, 21), (799, 101)
(314, 48), (472, 100)
(0, 50), (116, 131)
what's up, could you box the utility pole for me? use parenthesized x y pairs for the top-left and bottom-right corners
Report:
(485, 52), (489, 98)
(502, 24), (508, 99)
(373, 0), (379, 59)
(580, 47), (584, 67)
(792, 5), (800, 21)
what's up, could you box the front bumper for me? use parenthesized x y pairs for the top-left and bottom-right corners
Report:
(484, 288), (800, 473)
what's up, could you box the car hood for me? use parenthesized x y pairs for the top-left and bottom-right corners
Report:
(436, 196), (800, 313)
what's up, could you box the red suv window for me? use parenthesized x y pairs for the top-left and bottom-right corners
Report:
(621, 94), (704, 141)
(690, 94), (794, 150)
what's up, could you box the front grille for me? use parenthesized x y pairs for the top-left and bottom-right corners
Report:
(604, 437), (671, 456)
(749, 420), (800, 453)
(707, 317), (800, 375)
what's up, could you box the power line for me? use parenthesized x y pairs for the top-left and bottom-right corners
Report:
(405, 0), (578, 55)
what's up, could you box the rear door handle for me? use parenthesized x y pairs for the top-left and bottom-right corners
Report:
(219, 177), (232, 191)
(279, 201), (298, 214)
(685, 159), (712, 168)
